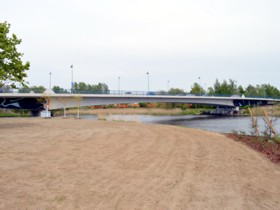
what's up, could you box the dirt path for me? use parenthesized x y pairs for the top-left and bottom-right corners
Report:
(0, 118), (280, 209)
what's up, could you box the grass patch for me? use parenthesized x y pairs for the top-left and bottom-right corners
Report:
(244, 105), (280, 117)
(0, 109), (30, 117)
(54, 107), (213, 116)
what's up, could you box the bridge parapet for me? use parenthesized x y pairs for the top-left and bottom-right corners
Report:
(1, 92), (279, 111)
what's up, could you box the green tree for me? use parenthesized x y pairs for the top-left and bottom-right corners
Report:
(219, 80), (235, 95)
(0, 22), (30, 88)
(262, 84), (280, 98)
(244, 84), (280, 98)
(190, 82), (205, 95)
(207, 87), (215, 95)
(213, 79), (221, 95)
(72, 82), (109, 94)
(211, 79), (237, 96)
(228, 79), (238, 95)
(19, 85), (46, 93)
(256, 85), (266, 97)
(52, 85), (68, 93)
(245, 85), (258, 97)
(238, 85), (246, 96)
(168, 88), (185, 95)
(94, 83), (109, 94)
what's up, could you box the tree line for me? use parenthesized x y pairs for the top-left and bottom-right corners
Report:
(9, 82), (109, 94)
(1, 79), (279, 99)
(161, 79), (280, 98)
(195, 79), (280, 98)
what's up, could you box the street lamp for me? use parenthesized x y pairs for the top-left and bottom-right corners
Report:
(118, 76), (120, 94)
(146, 72), (150, 93)
(70, 65), (73, 93)
(198, 76), (201, 96)
(49, 72), (52, 90)
(233, 80), (237, 95)
(167, 80), (170, 93)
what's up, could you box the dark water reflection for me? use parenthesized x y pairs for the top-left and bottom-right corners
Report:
(80, 114), (280, 134)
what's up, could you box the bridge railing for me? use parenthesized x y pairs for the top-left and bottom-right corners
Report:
(2, 88), (280, 99)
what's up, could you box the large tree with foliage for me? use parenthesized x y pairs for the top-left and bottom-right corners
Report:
(52, 85), (68, 93)
(262, 84), (280, 98)
(245, 84), (280, 98)
(190, 82), (205, 95)
(72, 82), (109, 94)
(209, 79), (238, 96)
(0, 22), (30, 88)
(207, 79), (280, 98)
(18, 85), (46, 93)
(167, 88), (185, 96)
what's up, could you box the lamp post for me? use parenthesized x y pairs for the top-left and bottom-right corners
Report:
(118, 76), (120, 94)
(167, 80), (170, 93)
(198, 76), (201, 96)
(49, 72), (52, 90)
(146, 72), (150, 93)
(70, 65), (73, 93)
(233, 80), (237, 95)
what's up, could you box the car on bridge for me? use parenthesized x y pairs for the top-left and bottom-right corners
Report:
(146, 91), (156, 96)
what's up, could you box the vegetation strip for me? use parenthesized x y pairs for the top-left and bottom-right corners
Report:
(226, 134), (280, 164)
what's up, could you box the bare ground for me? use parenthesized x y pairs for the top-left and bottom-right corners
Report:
(55, 108), (185, 116)
(226, 133), (280, 165)
(0, 118), (280, 210)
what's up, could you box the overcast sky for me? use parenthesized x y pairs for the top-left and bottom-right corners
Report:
(1, 0), (280, 91)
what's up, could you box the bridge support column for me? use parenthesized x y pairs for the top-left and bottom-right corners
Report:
(208, 107), (241, 115)
(40, 110), (51, 118)
(233, 107), (240, 115)
(31, 110), (40, 117)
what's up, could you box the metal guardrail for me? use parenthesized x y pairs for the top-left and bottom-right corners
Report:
(1, 89), (280, 99)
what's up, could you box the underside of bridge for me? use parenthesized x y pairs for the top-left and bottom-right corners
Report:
(48, 96), (235, 110)
(0, 95), (273, 113)
(0, 97), (44, 110)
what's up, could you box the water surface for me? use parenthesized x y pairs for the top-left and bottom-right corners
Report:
(78, 114), (280, 134)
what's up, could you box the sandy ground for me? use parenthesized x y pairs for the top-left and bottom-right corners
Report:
(55, 108), (185, 116)
(0, 118), (280, 210)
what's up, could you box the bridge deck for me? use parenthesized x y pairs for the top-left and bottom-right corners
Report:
(0, 93), (279, 110)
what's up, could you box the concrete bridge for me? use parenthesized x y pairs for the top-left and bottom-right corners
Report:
(1, 93), (279, 113)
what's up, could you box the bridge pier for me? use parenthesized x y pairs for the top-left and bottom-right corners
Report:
(31, 110), (41, 117)
(30, 110), (51, 117)
(205, 106), (241, 115)
(40, 110), (51, 118)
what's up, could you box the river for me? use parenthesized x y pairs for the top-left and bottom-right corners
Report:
(78, 114), (280, 134)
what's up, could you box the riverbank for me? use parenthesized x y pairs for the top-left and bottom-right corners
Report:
(53, 105), (280, 117)
(226, 133), (280, 164)
(53, 107), (204, 117)
(1, 118), (280, 209)
(248, 105), (280, 116)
